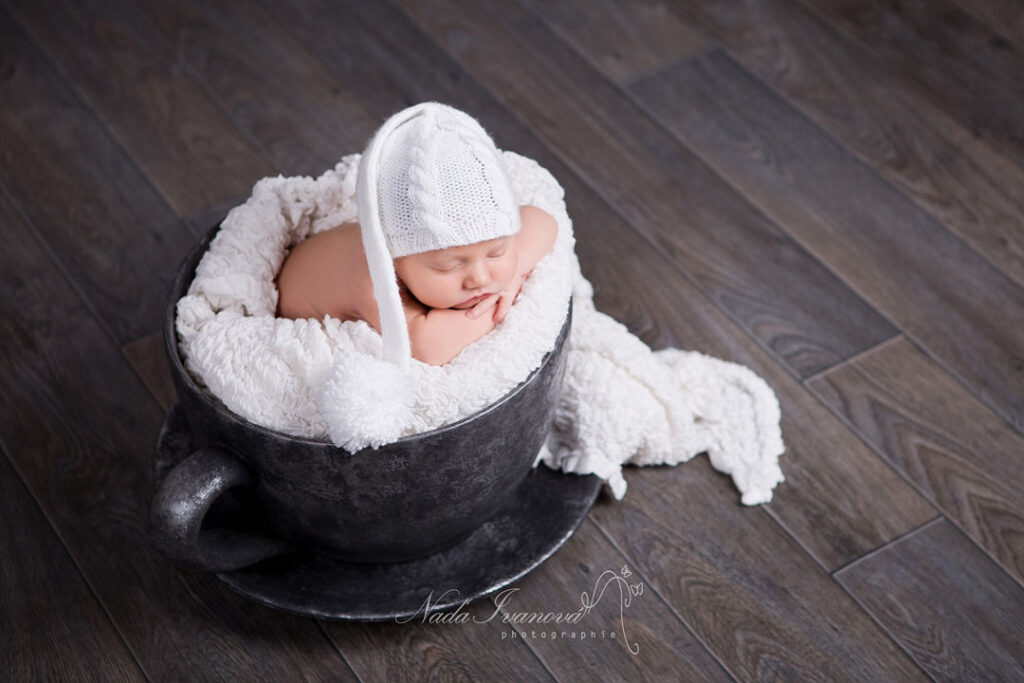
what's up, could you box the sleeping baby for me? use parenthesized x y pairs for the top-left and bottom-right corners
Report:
(276, 102), (558, 367)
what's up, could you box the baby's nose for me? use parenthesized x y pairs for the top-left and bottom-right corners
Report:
(465, 262), (491, 288)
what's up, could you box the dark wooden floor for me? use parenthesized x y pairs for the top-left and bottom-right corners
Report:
(2, 0), (1023, 680)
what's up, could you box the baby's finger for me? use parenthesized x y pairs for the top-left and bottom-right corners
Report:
(466, 293), (499, 319)
(494, 291), (513, 323)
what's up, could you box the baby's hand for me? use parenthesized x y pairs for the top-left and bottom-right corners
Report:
(466, 273), (525, 324)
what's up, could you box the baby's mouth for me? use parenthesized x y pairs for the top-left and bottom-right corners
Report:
(456, 292), (489, 307)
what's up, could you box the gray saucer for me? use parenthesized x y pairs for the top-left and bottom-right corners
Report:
(154, 403), (602, 621)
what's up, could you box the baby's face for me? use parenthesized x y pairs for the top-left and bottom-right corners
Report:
(394, 234), (519, 310)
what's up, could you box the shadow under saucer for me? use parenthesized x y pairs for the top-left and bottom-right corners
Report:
(154, 402), (602, 621)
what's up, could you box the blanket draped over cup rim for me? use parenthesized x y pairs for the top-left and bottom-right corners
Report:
(175, 152), (786, 505)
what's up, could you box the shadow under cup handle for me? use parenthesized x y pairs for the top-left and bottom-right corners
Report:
(148, 447), (293, 572)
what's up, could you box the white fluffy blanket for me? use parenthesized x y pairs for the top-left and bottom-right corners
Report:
(176, 153), (785, 504)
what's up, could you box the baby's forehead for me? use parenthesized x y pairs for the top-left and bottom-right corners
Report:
(423, 236), (514, 260)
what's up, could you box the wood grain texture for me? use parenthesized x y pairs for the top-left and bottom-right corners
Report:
(388, 0), (895, 382)
(628, 47), (1024, 436)
(836, 518), (1024, 682)
(7, 0), (275, 217)
(953, 0), (1024, 47)
(260, 0), (502, 124)
(0, 9), (195, 344)
(0, 447), (146, 682)
(808, 336), (1024, 585)
(139, 0), (377, 178)
(122, 332), (176, 412)
(593, 465), (931, 681)
(800, 0), (1024, 171)
(559, 0), (1024, 292)
(0, 183), (358, 680)
(484, 518), (732, 682)
(515, 0), (708, 86)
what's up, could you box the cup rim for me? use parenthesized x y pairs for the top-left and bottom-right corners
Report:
(165, 223), (571, 450)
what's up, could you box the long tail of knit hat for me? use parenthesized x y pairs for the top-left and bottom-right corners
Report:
(355, 101), (521, 371)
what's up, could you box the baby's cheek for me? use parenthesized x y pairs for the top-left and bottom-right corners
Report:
(507, 256), (521, 284)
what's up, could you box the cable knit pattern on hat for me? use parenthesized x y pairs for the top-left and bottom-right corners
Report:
(376, 103), (520, 258)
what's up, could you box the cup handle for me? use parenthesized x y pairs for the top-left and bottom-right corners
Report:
(148, 447), (293, 572)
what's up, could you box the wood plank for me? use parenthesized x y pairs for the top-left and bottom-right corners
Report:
(122, 332), (176, 412)
(0, 183), (357, 680)
(515, 0), (708, 86)
(384, 0), (896, 382)
(952, 0), (1024, 48)
(628, 47), (1024, 436)
(592, 465), (931, 680)
(836, 519), (1024, 682)
(278, 0), (937, 569)
(260, 0), (527, 127)
(138, 0), (378, 178)
(799, 0), (1024, 171)
(543, 0), (1024, 292)
(808, 336), (1024, 585)
(0, 448), (146, 682)
(0, 9), (196, 344)
(484, 519), (732, 681)
(8, 0), (276, 218)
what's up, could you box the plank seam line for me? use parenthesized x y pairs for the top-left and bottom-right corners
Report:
(659, 4), (1024, 297)
(801, 333), (903, 385)
(832, 515), (944, 578)
(946, 0), (1024, 52)
(791, 0), (1024, 172)
(0, 438), (153, 681)
(805, 365), (1024, 593)
(485, 593), (564, 683)
(314, 619), (367, 683)
(623, 43), (1024, 438)
(829, 536), (943, 683)
(583, 516), (742, 681)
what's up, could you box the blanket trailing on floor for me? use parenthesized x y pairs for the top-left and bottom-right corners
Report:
(176, 152), (785, 505)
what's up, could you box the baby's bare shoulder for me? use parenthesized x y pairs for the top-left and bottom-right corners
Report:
(519, 204), (555, 224)
(275, 222), (371, 321)
(514, 205), (558, 271)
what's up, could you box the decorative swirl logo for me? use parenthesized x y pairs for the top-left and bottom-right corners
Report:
(576, 565), (644, 654)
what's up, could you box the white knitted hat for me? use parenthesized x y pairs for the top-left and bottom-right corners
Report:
(356, 101), (521, 370)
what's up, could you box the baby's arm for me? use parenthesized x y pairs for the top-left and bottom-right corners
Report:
(364, 290), (497, 366)
(406, 305), (498, 366)
(514, 205), (559, 276)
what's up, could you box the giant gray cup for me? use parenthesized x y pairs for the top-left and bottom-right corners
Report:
(148, 225), (571, 572)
